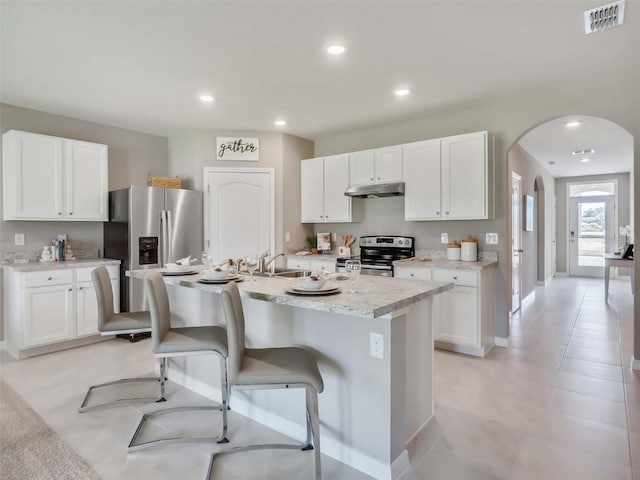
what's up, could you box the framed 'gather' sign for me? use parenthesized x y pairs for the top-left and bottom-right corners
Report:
(216, 137), (260, 161)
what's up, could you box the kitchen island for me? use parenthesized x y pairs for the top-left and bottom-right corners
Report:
(128, 269), (452, 480)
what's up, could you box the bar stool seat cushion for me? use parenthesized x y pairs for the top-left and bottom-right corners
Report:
(154, 326), (228, 356)
(103, 311), (152, 332)
(238, 347), (324, 393)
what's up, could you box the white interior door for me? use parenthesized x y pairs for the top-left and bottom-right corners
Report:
(511, 172), (522, 313)
(204, 168), (274, 263)
(569, 195), (614, 277)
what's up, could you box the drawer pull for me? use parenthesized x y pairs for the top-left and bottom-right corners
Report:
(47, 277), (52, 281)
(79, 287), (83, 290)
(453, 276), (458, 280)
(68, 288), (72, 292)
(410, 273), (415, 277)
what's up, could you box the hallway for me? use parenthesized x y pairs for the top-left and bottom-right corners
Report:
(402, 275), (638, 479)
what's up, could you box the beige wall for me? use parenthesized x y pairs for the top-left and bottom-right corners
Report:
(508, 143), (556, 301)
(167, 131), (313, 257)
(314, 75), (639, 341)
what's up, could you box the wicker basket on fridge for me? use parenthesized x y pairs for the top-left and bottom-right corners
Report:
(147, 175), (182, 189)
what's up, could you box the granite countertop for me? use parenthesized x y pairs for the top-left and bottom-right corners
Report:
(394, 257), (497, 271)
(285, 253), (345, 260)
(0, 258), (121, 272)
(127, 267), (453, 319)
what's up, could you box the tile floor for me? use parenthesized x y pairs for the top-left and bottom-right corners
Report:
(1, 276), (638, 479)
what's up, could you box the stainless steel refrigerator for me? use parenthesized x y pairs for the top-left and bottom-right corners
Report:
(104, 185), (203, 312)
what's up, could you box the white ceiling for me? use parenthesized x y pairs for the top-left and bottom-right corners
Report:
(1, 1), (639, 165)
(518, 115), (634, 177)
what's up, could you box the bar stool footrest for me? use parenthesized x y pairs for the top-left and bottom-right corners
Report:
(78, 376), (162, 413)
(128, 405), (228, 452)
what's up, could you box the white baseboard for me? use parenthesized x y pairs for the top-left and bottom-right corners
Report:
(167, 366), (402, 480)
(554, 272), (569, 277)
(494, 336), (509, 347)
(632, 356), (640, 372)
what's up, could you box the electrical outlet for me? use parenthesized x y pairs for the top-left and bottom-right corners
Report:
(441, 233), (448, 244)
(285, 232), (291, 242)
(331, 232), (337, 241)
(370, 332), (384, 359)
(486, 233), (499, 244)
(14, 233), (25, 246)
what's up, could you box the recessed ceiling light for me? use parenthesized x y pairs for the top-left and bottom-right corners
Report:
(395, 88), (410, 96)
(274, 120), (286, 126)
(565, 121), (582, 127)
(572, 149), (595, 155)
(581, 158), (591, 162)
(199, 95), (214, 102)
(326, 45), (345, 55)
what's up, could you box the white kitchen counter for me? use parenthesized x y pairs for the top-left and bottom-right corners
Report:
(394, 257), (497, 271)
(127, 267), (452, 479)
(0, 258), (120, 272)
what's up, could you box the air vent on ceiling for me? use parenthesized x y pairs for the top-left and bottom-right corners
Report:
(584, 1), (625, 34)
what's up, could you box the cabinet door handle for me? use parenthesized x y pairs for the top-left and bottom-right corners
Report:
(370, 177), (374, 181)
(68, 288), (72, 292)
(410, 273), (415, 277)
(445, 211), (450, 215)
(58, 212), (62, 216)
(377, 177), (380, 180)
(436, 211), (440, 215)
(47, 277), (52, 281)
(79, 286), (83, 290)
(69, 212), (73, 215)
(453, 276), (458, 280)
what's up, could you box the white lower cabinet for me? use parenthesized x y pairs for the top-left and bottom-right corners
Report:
(24, 283), (74, 347)
(395, 264), (495, 357)
(286, 257), (336, 273)
(3, 264), (120, 359)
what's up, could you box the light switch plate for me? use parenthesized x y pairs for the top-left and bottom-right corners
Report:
(441, 233), (449, 244)
(285, 232), (291, 242)
(486, 233), (499, 244)
(15, 233), (25, 246)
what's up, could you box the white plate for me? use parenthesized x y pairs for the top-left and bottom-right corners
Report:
(202, 272), (232, 281)
(198, 275), (243, 284)
(286, 286), (341, 296)
(161, 269), (198, 276)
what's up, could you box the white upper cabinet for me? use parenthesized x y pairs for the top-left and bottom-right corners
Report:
(441, 132), (492, 220)
(301, 154), (353, 223)
(403, 139), (442, 221)
(403, 131), (494, 221)
(64, 140), (108, 220)
(348, 146), (402, 185)
(3, 130), (108, 221)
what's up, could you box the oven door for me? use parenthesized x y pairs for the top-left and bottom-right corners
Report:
(361, 264), (393, 277)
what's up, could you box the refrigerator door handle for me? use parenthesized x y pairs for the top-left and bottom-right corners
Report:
(160, 210), (169, 266)
(166, 209), (173, 263)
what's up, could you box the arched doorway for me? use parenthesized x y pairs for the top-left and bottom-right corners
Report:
(506, 115), (633, 315)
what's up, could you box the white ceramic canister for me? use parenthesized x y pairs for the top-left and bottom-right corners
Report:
(447, 242), (461, 261)
(460, 238), (478, 262)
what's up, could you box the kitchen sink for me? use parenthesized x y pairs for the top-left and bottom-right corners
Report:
(247, 268), (312, 278)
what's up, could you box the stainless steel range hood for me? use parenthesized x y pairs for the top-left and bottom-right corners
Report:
(344, 182), (405, 198)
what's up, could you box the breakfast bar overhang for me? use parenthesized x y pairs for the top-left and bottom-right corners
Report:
(127, 270), (453, 480)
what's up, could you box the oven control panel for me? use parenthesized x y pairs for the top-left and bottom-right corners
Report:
(359, 236), (414, 248)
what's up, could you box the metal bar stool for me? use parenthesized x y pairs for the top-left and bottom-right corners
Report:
(79, 266), (162, 413)
(207, 281), (324, 480)
(128, 273), (229, 451)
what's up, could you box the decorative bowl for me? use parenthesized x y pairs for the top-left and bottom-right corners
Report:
(298, 275), (327, 290)
(203, 268), (229, 280)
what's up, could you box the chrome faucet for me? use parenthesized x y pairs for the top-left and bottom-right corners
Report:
(258, 249), (271, 273)
(262, 252), (285, 274)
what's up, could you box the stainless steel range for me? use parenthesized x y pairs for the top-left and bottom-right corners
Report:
(336, 235), (415, 277)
